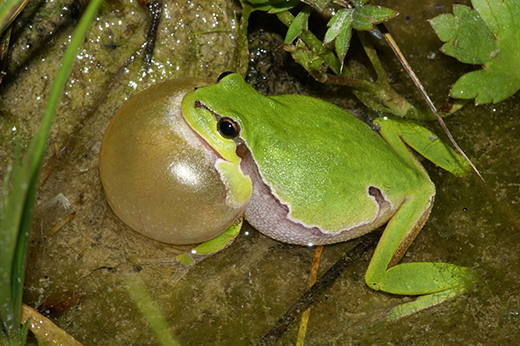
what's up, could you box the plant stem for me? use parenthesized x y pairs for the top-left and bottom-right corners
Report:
(276, 11), (343, 75)
(274, 8), (421, 117)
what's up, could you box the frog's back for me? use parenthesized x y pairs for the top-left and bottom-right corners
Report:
(239, 94), (426, 235)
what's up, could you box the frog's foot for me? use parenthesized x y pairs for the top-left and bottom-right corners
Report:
(176, 217), (243, 266)
(386, 284), (465, 320)
(374, 262), (474, 320)
(364, 179), (474, 320)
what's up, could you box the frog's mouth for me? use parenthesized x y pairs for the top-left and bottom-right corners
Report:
(186, 100), (247, 162)
(176, 110), (225, 164)
(177, 100), (253, 210)
(183, 100), (255, 167)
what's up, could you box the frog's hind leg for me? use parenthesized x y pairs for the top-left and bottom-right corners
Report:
(364, 182), (473, 320)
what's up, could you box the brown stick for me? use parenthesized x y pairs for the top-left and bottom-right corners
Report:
(256, 231), (380, 346)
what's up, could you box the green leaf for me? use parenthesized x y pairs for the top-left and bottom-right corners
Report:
(324, 8), (353, 44)
(335, 19), (352, 63)
(431, 5), (498, 65)
(246, 0), (300, 13)
(324, 8), (354, 61)
(300, 0), (332, 12)
(430, 0), (520, 104)
(351, 0), (368, 6)
(352, 5), (398, 31)
(250, 0), (333, 12)
(324, 4), (395, 63)
(284, 39), (326, 77)
(284, 6), (311, 44)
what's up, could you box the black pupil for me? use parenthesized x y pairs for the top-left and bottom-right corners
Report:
(219, 119), (236, 137)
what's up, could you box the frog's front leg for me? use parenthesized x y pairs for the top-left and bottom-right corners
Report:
(365, 181), (472, 320)
(176, 217), (243, 266)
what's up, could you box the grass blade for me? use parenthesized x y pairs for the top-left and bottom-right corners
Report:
(0, 0), (104, 343)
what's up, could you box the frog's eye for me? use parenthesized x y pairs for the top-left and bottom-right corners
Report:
(218, 117), (240, 139)
(217, 71), (234, 83)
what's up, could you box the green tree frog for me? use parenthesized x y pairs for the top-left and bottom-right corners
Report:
(100, 72), (473, 319)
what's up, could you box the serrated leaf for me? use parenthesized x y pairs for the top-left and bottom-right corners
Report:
(324, 8), (353, 44)
(431, 5), (498, 64)
(324, 8), (354, 63)
(430, 0), (520, 104)
(352, 5), (398, 31)
(335, 20), (352, 63)
(284, 6), (311, 44)
(324, 4), (395, 66)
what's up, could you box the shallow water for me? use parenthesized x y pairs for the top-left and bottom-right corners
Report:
(1, 0), (519, 344)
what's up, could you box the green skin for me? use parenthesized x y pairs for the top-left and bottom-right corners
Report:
(179, 73), (472, 319)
